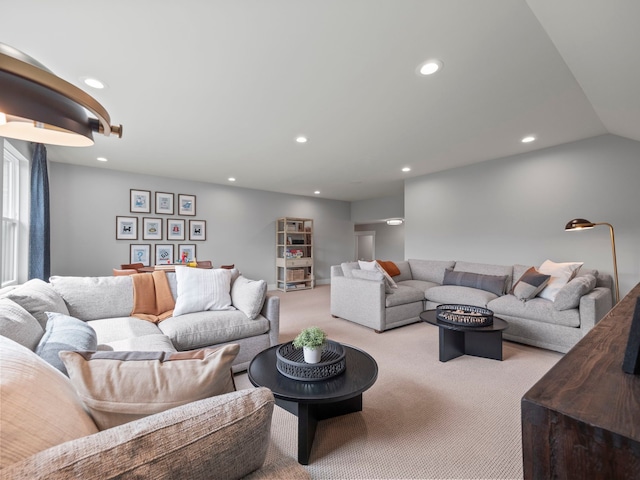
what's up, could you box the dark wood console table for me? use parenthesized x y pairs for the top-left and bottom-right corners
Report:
(522, 283), (640, 479)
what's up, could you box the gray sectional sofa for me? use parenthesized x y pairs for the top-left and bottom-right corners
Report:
(330, 259), (613, 353)
(0, 269), (279, 372)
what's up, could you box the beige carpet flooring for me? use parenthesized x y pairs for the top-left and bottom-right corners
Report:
(235, 286), (562, 480)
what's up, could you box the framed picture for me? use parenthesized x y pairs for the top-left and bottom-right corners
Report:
(155, 192), (174, 215)
(155, 244), (174, 265)
(167, 218), (185, 241)
(130, 244), (151, 267)
(178, 194), (196, 216)
(116, 216), (138, 240)
(177, 244), (196, 263)
(142, 217), (163, 240)
(189, 220), (206, 241)
(130, 189), (151, 213)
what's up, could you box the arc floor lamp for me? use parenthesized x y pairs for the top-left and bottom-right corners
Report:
(565, 218), (619, 303)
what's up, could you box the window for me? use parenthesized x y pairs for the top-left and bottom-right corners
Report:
(1, 140), (28, 287)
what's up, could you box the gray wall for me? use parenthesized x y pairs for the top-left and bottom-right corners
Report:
(49, 163), (354, 286)
(351, 193), (404, 224)
(355, 223), (405, 261)
(405, 134), (640, 298)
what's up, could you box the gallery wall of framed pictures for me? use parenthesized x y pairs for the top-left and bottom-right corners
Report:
(117, 189), (206, 266)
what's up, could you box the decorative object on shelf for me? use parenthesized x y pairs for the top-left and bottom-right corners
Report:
(155, 244), (174, 265)
(622, 297), (640, 375)
(189, 220), (206, 241)
(142, 217), (162, 240)
(178, 194), (196, 216)
(436, 304), (494, 327)
(155, 192), (174, 215)
(565, 218), (620, 303)
(0, 42), (122, 147)
(115, 216), (138, 240)
(130, 244), (151, 267)
(177, 244), (196, 263)
(276, 339), (346, 381)
(167, 218), (185, 241)
(292, 326), (327, 364)
(130, 189), (151, 213)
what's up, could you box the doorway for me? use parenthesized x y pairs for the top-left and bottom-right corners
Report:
(354, 231), (375, 261)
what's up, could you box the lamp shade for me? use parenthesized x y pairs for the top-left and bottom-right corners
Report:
(0, 43), (122, 147)
(565, 218), (596, 231)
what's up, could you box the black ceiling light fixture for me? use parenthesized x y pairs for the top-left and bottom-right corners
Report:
(0, 43), (122, 147)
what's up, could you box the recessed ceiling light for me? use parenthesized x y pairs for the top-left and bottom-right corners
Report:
(82, 77), (106, 89)
(314, 190), (320, 195)
(418, 59), (443, 76)
(521, 135), (536, 143)
(386, 219), (404, 226)
(295, 136), (308, 143)
(402, 167), (411, 172)
(96, 157), (108, 162)
(228, 177), (236, 182)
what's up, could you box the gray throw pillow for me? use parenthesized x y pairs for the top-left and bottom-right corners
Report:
(3, 278), (69, 329)
(230, 275), (267, 320)
(511, 267), (551, 302)
(0, 298), (44, 350)
(36, 312), (98, 376)
(442, 268), (508, 296)
(553, 274), (597, 311)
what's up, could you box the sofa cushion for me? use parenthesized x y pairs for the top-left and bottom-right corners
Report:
(230, 275), (267, 320)
(425, 285), (499, 308)
(553, 274), (597, 311)
(352, 269), (393, 294)
(36, 312), (98, 375)
(408, 259), (456, 283)
(341, 261), (360, 278)
(158, 310), (270, 350)
(510, 267), (551, 301)
(0, 336), (99, 469)
(87, 316), (163, 344)
(2, 278), (70, 329)
(443, 268), (508, 296)
(0, 298), (44, 350)
(537, 260), (584, 301)
(173, 267), (233, 317)
(489, 294), (580, 327)
(397, 279), (439, 295)
(385, 285), (425, 308)
(453, 261), (512, 292)
(60, 344), (239, 430)
(50, 276), (134, 320)
(99, 333), (177, 353)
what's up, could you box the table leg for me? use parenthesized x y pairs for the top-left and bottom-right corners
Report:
(439, 328), (465, 362)
(465, 330), (503, 360)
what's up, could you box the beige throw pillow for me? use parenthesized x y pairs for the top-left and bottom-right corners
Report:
(0, 337), (98, 468)
(60, 344), (239, 430)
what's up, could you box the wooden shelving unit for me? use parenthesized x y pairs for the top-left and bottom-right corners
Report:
(276, 217), (314, 292)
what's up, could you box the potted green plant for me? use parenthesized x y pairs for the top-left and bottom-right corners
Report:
(292, 326), (327, 364)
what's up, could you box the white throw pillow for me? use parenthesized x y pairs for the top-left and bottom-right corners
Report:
(537, 260), (584, 301)
(173, 267), (234, 316)
(358, 260), (378, 271)
(231, 275), (267, 320)
(0, 336), (98, 468)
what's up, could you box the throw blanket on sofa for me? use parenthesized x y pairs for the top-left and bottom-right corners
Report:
(131, 271), (175, 323)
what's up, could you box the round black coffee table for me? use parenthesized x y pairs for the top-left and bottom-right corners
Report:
(420, 309), (509, 362)
(248, 343), (378, 465)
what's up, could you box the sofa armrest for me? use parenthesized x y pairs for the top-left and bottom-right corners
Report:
(330, 274), (386, 331)
(579, 286), (613, 331)
(2, 388), (275, 480)
(262, 293), (280, 346)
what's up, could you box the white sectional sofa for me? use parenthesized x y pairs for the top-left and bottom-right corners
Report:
(330, 259), (613, 353)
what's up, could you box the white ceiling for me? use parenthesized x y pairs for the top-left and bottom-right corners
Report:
(2, 1), (638, 202)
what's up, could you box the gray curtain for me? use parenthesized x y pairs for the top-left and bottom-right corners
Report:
(28, 143), (50, 280)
